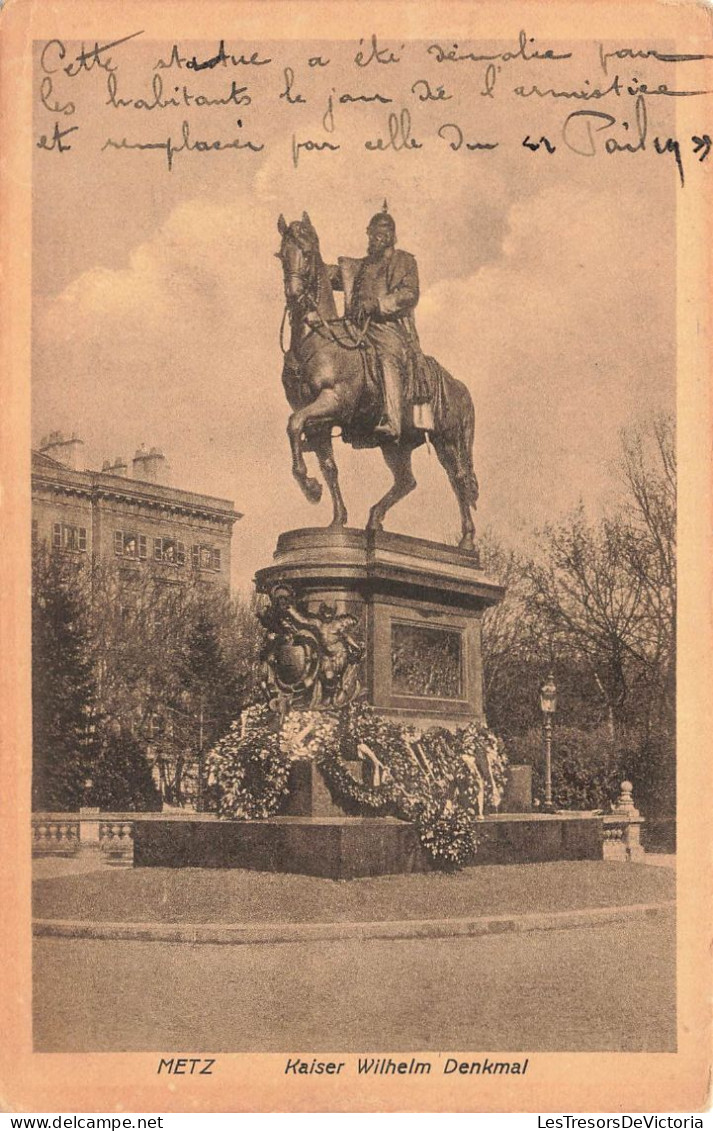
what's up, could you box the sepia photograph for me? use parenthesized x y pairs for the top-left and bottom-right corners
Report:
(1, 0), (711, 1114)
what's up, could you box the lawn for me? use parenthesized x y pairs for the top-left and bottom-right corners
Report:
(33, 859), (675, 925)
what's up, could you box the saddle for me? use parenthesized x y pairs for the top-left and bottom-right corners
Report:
(341, 335), (383, 448)
(283, 327), (442, 450)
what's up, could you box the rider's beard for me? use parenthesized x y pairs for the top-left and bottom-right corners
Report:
(367, 236), (391, 260)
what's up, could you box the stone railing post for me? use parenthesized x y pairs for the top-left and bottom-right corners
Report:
(79, 806), (101, 850)
(609, 780), (645, 862)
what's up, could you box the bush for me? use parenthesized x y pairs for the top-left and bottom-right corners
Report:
(506, 726), (623, 811)
(616, 726), (675, 819)
(32, 550), (95, 811)
(89, 729), (162, 811)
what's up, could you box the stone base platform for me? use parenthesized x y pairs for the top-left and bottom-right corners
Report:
(133, 816), (428, 880)
(474, 813), (603, 865)
(133, 813), (603, 878)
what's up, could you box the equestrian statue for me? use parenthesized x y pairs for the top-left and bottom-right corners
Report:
(276, 205), (480, 551)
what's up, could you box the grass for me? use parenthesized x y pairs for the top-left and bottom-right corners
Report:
(33, 860), (675, 925)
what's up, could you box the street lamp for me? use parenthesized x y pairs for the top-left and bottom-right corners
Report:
(539, 672), (557, 813)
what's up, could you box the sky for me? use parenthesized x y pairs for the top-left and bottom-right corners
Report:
(32, 36), (676, 590)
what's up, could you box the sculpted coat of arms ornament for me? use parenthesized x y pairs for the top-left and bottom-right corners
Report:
(257, 583), (364, 712)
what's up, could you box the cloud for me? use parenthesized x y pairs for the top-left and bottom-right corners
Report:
(252, 120), (520, 284)
(416, 182), (674, 534)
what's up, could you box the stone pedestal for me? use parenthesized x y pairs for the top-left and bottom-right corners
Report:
(475, 813), (603, 864)
(78, 807), (101, 852)
(144, 528), (506, 881)
(603, 781), (646, 862)
(255, 528), (504, 730)
(284, 758), (366, 818)
(502, 765), (533, 813)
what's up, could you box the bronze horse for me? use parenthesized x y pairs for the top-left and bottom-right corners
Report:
(276, 212), (479, 551)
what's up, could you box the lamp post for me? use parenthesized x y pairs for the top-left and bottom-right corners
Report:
(165, 695), (215, 812)
(80, 776), (96, 814)
(539, 672), (557, 813)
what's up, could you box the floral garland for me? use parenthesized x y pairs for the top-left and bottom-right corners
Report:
(206, 701), (508, 869)
(205, 704), (291, 819)
(458, 722), (508, 816)
(411, 798), (480, 869)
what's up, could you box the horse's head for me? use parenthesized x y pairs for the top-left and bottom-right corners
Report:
(276, 211), (321, 309)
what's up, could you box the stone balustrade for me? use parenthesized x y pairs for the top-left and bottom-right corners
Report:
(99, 820), (135, 864)
(32, 785), (648, 868)
(602, 781), (645, 862)
(32, 817), (81, 856)
(32, 813), (135, 864)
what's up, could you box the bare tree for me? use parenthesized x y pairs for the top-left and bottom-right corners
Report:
(618, 415), (676, 722)
(479, 531), (555, 735)
(86, 561), (260, 805)
(480, 533), (528, 697)
(525, 508), (648, 738)
(522, 418), (676, 738)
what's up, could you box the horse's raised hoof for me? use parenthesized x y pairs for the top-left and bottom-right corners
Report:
(304, 477), (323, 504)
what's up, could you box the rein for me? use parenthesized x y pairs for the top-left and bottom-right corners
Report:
(279, 233), (371, 354)
(279, 301), (370, 356)
(279, 302), (291, 356)
(306, 302), (371, 352)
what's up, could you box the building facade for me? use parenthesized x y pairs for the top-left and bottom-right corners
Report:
(32, 432), (241, 585)
(32, 432), (243, 810)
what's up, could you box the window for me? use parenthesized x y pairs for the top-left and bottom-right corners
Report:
(153, 537), (186, 565)
(192, 544), (222, 572)
(53, 522), (87, 553)
(114, 530), (147, 559)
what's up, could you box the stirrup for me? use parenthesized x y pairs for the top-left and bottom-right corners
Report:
(374, 417), (399, 439)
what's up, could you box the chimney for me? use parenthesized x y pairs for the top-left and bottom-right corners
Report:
(132, 444), (168, 484)
(39, 430), (84, 470)
(102, 457), (129, 478)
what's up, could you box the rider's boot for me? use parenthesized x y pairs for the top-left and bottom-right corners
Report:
(374, 416), (400, 441)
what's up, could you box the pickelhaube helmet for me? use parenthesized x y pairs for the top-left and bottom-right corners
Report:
(367, 199), (396, 237)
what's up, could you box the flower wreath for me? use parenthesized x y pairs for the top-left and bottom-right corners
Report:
(206, 702), (508, 869)
(206, 704), (291, 819)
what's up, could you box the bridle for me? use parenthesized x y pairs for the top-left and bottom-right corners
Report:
(278, 226), (371, 355)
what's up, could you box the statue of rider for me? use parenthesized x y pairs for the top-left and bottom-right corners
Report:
(328, 203), (432, 442)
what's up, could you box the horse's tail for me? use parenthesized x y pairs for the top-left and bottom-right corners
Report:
(429, 359), (479, 507)
(460, 391), (479, 508)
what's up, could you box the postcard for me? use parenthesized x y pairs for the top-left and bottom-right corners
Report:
(0, 0), (710, 1114)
